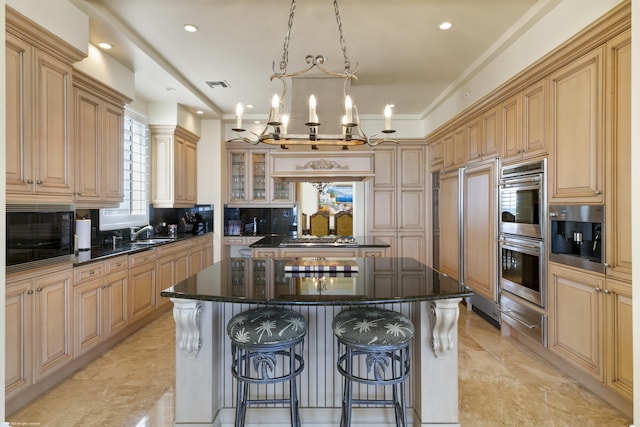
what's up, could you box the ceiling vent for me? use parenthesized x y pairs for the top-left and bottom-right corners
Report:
(204, 80), (230, 89)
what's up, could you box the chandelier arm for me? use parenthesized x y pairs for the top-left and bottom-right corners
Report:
(333, 0), (351, 72)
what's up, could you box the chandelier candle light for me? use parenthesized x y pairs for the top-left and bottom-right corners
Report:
(229, 0), (396, 149)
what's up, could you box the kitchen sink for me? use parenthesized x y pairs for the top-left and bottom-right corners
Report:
(132, 238), (176, 245)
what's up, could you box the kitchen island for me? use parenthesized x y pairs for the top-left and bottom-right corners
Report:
(161, 257), (472, 426)
(249, 234), (391, 258)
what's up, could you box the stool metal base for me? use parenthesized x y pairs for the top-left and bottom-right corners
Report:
(336, 341), (411, 427)
(231, 338), (305, 427)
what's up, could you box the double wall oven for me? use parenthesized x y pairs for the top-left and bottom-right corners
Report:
(498, 159), (548, 346)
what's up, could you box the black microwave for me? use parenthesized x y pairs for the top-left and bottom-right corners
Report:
(6, 205), (75, 273)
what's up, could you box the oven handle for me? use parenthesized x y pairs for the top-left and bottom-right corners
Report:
(499, 239), (542, 254)
(499, 175), (541, 187)
(498, 309), (540, 330)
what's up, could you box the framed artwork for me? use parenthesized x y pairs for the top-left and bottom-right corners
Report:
(319, 184), (353, 214)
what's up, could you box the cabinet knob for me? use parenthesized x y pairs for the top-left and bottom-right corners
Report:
(26, 290), (34, 295)
(26, 179), (33, 184)
(603, 289), (611, 295)
(595, 190), (601, 195)
(36, 180), (42, 185)
(35, 287), (42, 292)
(604, 262), (611, 269)
(595, 287), (602, 293)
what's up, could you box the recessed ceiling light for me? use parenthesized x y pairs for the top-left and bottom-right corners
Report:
(165, 87), (176, 92)
(439, 22), (453, 30)
(184, 24), (199, 33)
(98, 42), (113, 50)
(246, 104), (255, 109)
(196, 110), (204, 115)
(253, 120), (261, 124)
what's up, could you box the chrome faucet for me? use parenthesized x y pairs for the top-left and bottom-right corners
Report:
(130, 225), (154, 241)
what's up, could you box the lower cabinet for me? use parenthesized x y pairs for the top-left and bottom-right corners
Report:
(73, 256), (128, 357)
(548, 262), (633, 401)
(128, 251), (157, 322)
(6, 264), (73, 399)
(156, 240), (190, 309)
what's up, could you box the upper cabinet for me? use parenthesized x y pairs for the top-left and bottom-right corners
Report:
(150, 125), (200, 208)
(548, 47), (604, 204)
(226, 147), (295, 206)
(5, 10), (86, 203)
(72, 70), (131, 207)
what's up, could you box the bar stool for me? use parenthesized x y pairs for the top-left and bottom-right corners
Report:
(332, 307), (414, 427)
(227, 307), (307, 427)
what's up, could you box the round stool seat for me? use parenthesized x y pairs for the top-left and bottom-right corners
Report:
(333, 307), (414, 348)
(228, 307), (307, 346)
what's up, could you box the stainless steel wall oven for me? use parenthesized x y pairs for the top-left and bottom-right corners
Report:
(499, 234), (545, 307)
(499, 159), (546, 240)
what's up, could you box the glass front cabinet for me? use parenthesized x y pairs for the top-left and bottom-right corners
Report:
(226, 148), (294, 206)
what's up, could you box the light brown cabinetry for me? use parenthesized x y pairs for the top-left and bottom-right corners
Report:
(438, 170), (460, 280)
(128, 251), (157, 322)
(73, 256), (129, 356)
(227, 148), (294, 206)
(466, 113), (499, 163)
(5, 22), (83, 202)
(462, 159), (498, 302)
(604, 30), (631, 283)
(72, 70), (130, 207)
(151, 125), (200, 208)
(367, 144), (427, 264)
(548, 263), (632, 402)
(5, 264), (73, 399)
(156, 240), (190, 309)
(443, 126), (465, 172)
(548, 47), (604, 204)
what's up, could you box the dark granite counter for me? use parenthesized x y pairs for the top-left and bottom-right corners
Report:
(74, 232), (213, 266)
(161, 257), (471, 306)
(248, 235), (390, 248)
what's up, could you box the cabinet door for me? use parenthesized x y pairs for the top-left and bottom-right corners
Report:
(482, 107), (500, 158)
(74, 277), (104, 357)
(34, 269), (73, 382)
(548, 263), (604, 381)
(128, 262), (156, 322)
(156, 257), (174, 309)
(228, 150), (247, 203)
(522, 78), (547, 158)
(604, 31), (631, 282)
(74, 88), (102, 202)
(463, 160), (497, 302)
(5, 279), (33, 398)
(500, 92), (522, 162)
(438, 170), (460, 280)
(465, 115), (483, 163)
(604, 277), (632, 401)
(183, 139), (198, 203)
(5, 34), (33, 195)
(429, 138), (444, 168)
(103, 101), (125, 204)
(398, 146), (425, 231)
(549, 47), (604, 203)
(33, 49), (74, 199)
(174, 137), (185, 202)
(250, 151), (267, 202)
(104, 270), (128, 338)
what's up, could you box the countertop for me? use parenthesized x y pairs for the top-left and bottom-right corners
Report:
(248, 234), (390, 248)
(74, 232), (213, 266)
(161, 257), (472, 306)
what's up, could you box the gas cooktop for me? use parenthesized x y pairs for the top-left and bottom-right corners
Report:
(280, 236), (358, 246)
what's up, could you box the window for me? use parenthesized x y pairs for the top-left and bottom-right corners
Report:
(99, 108), (150, 230)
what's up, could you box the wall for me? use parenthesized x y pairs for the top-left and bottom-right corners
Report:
(74, 43), (135, 100)
(198, 119), (224, 262)
(422, 0), (625, 135)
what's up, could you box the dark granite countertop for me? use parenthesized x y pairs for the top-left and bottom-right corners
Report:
(74, 232), (213, 266)
(249, 235), (390, 248)
(161, 257), (472, 306)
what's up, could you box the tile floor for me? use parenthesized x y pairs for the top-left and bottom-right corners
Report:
(6, 305), (633, 426)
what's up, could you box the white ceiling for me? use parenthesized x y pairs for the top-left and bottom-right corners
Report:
(72, 0), (543, 121)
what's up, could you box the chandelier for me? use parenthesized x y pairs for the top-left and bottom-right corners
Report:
(228, 0), (396, 149)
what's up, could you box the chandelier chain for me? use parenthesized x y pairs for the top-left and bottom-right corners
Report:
(332, 0), (351, 72)
(278, 0), (351, 74)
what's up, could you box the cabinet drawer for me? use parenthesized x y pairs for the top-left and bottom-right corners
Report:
(128, 250), (156, 267)
(224, 236), (245, 245)
(105, 256), (128, 275)
(156, 240), (190, 258)
(74, 262), (105, 283)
